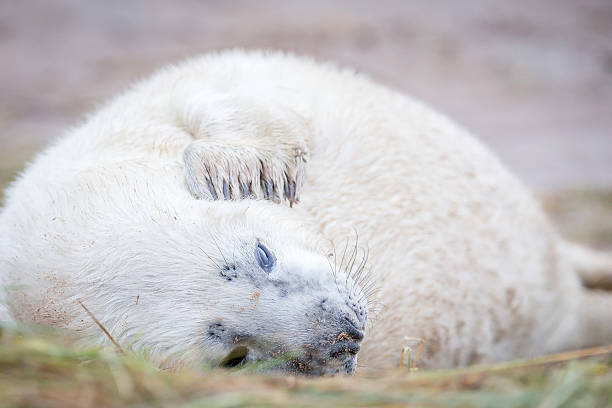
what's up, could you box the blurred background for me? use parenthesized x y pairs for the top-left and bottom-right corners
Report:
(1, 0), (611, 245)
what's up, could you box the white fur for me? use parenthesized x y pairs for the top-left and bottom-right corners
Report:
(1, 50), (611, 372)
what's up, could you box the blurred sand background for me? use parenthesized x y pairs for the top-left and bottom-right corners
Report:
(1, 0), (611, 245)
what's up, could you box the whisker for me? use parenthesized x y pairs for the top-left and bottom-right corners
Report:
(345, 230), (360, 288)
(332, 240), (338, 279)
(359, 279), (379, 305)
(326, 252), (336, 280)
(357, 267), (375, 289)
(354, 245), (370, 285)
(348, 246), (364, 294)
(198, 245), (221, 270)
(351, 246), (369, 294)
(357, 265), (374, 288)
(365, 288), (381, 303)
(365, 298), (383, 319)
(339, 237), (350, 275)
(365, 300), (383, 323)
(209, 232), (229, 266)
(232, 242), (237, 266)
(349, 230), (361, 276)
(362, 279), (379, 297)
(324, 238), (338, 281)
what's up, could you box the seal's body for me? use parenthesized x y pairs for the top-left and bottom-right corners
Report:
(2, 50), (611, 373)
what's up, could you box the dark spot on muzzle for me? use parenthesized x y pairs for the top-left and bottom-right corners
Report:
(220, 264), (238, 281)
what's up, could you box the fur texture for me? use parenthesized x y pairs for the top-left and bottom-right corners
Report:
(1, 50), (611, 373)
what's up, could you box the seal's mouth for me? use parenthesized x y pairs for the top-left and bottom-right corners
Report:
(291, 339), (361, 376)
(218, 340), (360, 375)
(220, 345), (249, 368)
(217, 317), (364, 374)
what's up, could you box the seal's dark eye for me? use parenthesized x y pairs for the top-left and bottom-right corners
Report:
(255, 242), (275, 272)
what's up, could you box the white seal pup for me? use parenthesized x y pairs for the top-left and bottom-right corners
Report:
(1, 50), (611, 374)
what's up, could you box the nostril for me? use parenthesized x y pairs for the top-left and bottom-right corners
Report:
(343, 316), (364, 341)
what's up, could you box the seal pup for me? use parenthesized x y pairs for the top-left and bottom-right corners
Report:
(1, 50), (611, 374)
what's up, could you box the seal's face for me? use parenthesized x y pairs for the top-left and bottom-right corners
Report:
(195, 202), (369, 376)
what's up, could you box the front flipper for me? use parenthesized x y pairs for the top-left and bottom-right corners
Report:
(182, 96), (309, 206)
(184, 140), (307, 205)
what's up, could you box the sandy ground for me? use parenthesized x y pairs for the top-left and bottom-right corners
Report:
(1, 0), (611, 193)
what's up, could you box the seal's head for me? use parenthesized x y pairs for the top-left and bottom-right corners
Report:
(94, 198), (369, 376)
(197, 201), (368, 376)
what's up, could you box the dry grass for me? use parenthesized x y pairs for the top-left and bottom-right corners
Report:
(1, 324), (611, 408)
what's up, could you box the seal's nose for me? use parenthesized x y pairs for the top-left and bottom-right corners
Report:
(343, 316), (364, 341)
